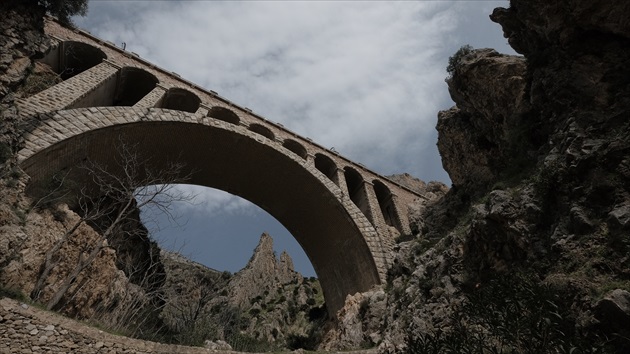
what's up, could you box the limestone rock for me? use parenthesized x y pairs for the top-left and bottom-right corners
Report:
(320, 289), (387, 351)
(374, 0), (630, 352)
(228, 232), (301, 307)
(437, 49), (529, 190)
(204, 339), (232, 351)
(595, 289), (630, 333)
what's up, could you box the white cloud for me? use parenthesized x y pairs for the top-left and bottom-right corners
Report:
(171, 185), (257, 217)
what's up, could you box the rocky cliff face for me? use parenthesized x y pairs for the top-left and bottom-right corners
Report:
(228, 233), (302, 307)
(0, 2), (147, 326)
(326, 0), (630, 352)
(228, 234), (325, 347)
(158, 233), (325, 351)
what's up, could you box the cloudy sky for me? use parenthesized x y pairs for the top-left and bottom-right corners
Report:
(73, 0), (514, 277)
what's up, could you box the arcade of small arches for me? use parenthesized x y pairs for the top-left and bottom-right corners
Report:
(17, 32), (425, 314)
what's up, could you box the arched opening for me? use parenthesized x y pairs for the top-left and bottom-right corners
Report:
(20, 110), (382, 315)
(113, 67), (158, 106)
(282, 139), (307, 160)
(314, 154), (338, 185)
(207, 106), (240, 125)
(344, 167), (371, 220)
(144, 185), (315, 277)
(249, 123), (275, 140)
(40, 41), (107, 80)
(373, 180), (402, 232)
(159, 88), (201, 113)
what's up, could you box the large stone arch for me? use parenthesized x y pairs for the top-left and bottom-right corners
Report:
(159, 88), (201, 113)
(19, 107), (384, 315)
(113, 67), (159, 106)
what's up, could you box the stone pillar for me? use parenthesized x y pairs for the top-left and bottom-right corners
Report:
(363, 181), (388, 232)
(335, 168), (350, 196)
(363, 181), (399, 271)
(390, 193), (412, 236)
(133, 84), (167, 108)
(194, 105), (209, 116)
(306, 153), (315, 165)
(18, 61), (120, 116)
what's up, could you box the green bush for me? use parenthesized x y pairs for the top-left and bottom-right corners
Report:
(226, 332), (278, 352)
(0, 285), (28, 302)
(35, 0), (88, 25)
(407, 272), (614, 353)
(446, 45), (473, 77)
(248, 308), (261, 317)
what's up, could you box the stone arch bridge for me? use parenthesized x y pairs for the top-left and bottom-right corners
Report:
(16, 19), (427, 314)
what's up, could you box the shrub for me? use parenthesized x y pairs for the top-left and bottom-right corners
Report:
(446, 44), (473, 77)
(20, 69), (62, 96)
(0, 285), (27, 302)
(407, 272), (614, 353)
(35, 0), (88, 25)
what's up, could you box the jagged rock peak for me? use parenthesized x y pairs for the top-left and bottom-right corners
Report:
(242, 233), (298, 281)
(242, 232), (277, 274)
(279, 250), (294, 272)
(228, 233), (302, 307)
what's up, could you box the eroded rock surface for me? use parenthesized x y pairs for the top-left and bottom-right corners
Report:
(326, 0), (630, 352)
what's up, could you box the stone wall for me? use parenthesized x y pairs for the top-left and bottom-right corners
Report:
(0, 297), (379, 354)
(0, 297), (222, 354)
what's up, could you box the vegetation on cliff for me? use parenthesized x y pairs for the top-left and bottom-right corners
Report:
(26, 0), (88, 25)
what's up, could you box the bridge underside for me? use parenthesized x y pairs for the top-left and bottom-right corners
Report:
(20, 107), (383, 314)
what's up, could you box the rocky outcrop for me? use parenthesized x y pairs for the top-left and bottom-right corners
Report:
(327, 0), (630, 352)
(0, 203), (158, 329)
(155, 233), (325, 350)
(226, 233), (324, 348)
(437, 50), (530, 191)
(0, 2), (49, 100)
(319, 289), (387, 351)
(0, 2), (51, 172)
(387, 174), (448, 238)
(228, 233), (301, 308)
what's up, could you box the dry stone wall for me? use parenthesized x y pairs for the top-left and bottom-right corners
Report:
(0, 298), (223, 354)
(0, 297), (379, 354)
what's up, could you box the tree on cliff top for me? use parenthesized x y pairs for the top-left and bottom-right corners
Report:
(27, 0), (88, 25)
(446, 44), (473, 79)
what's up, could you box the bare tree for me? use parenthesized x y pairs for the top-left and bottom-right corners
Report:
(30, 138), (195, 311)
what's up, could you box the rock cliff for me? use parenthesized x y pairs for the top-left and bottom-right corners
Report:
(325, 0), (630, 352)
(135, 231), (327, 351)
(228, 233), (302, 307)
(158, 233), (325, 351)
